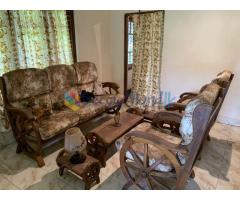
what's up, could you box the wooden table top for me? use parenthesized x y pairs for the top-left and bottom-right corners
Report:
(57, 151), (99, 175)
(90, 112), (143, 145)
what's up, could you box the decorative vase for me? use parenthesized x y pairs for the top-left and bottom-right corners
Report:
(114, 112), (121, 127)
(64, 127), (87, 153)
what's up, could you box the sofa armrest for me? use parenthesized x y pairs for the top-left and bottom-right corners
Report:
(102, 82), (120, 94)
(5, 105), (36, 121)
(164, 102), (186, 113)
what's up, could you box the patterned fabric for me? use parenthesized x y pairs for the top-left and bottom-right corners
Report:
(3, 68), (50, 102)
(0, 11), (73, 74)
(93, 81), (106, 95)
(76, 102), (106, 122)
(127, 11), (164, 112)
(179, 99), (202, 145)
(73, 62), (98, 85)
(116, 122), (181, 172)
(11, 94), (53, 117)
(39, 111), (79, 140)
(46, 64), (77, 105)
(212, 69), (232, 86)
(94, 94), (124, 109)
(198, 83), (220, 105)
(78, 83), (94, 93)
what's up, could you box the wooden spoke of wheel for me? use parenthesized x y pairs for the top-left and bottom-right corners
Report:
(143, 143), (149, 168)
(145, 177), (153, 190)
(125, 161), (143, 171)
(128, 146), (144, 169)
(148, 175), (171, 190)
(150, 171), (176, 179)
(131, 172), (146, 190)
(146, 157), (165, 173)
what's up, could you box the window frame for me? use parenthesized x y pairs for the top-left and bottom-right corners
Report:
(66, 10), (77, 63)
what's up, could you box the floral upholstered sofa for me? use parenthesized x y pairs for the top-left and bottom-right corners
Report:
(0, 62), (124, 167)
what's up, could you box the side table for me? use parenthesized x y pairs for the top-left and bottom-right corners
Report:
(56, 150), (100, 190)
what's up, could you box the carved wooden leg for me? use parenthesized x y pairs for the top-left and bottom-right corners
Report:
(36, 155), (45, 167)
(190, 170), (195, 179)
(207, 135), (211, 141)
(96, 176), (100, 184)
(59, 166), (65, 176)
(16, 144), (23, 154)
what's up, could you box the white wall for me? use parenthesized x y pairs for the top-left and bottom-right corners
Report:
(162, 11), (240, 126)
(74, 10), (240, 126)
(74, 11), (112, 82)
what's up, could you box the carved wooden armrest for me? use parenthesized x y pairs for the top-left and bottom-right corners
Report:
(164, 102), (186, 113)
(5, 105), (41, 141)
(152, 110), (183, 134)
(5, 105), (36, 121)
(126, 131), (188, 154)
(177, 92), (198, 103)
(102, 82), (120, 94)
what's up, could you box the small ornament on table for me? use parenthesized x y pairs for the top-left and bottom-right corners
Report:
(113, 112), (121, 127)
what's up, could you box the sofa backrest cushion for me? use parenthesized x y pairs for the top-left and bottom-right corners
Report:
(73, 62), (98, 85)
(198, 83), (220, 105)
(3, 68), (50, 103)
(46, 64), (78, 106)
(212, 69), (232, 87)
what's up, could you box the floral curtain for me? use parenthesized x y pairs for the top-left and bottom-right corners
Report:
(0, 10), (73, 75)
(127, 11), (165, 111)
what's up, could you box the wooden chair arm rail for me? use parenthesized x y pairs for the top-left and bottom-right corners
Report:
(164, 102), (186, 112)
(153, 110), (182, 125)
(179, 92), (198, 99)
(126, 130), (188, 154)
(102, 82), (120, 94)
(5, 105), (36, 121)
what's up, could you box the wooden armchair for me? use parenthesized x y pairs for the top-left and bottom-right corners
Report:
(118, 80), (228, 189)
(165, 70), (234, 113)
(119, 99), (213, 189)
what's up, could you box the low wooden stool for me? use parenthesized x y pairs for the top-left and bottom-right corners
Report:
(56, 150), (100, 190)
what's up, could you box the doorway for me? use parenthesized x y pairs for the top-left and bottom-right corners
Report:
(124, 11), (161, 100)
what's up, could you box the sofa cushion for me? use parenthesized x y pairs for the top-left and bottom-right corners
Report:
(75, 102), (106, 122)
(198, 83), (220, 105)
(38, 111), (79, 140)
(212, 70), (232, 86)
(46, 64), (78, 106)
(94, 94), (124, 109)
(77, 83), (94, 93)
(179, 99), (202, 146)
(73, 62), (98, 85)
(3, 68), (50, 102)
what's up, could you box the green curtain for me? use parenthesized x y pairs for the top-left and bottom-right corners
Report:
(0, 10), (73, 75)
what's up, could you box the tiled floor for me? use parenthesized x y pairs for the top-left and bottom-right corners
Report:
(0, 114), (240, 189)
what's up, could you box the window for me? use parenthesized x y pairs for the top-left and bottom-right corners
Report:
(0, 11), (76, 74)
(127, 18), (134, 69)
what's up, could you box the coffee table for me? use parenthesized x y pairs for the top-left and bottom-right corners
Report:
(86, 112), (143, 166)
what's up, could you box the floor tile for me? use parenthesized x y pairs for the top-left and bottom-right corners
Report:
(0, 121), (240, 190)
(3, 166), (48, 189)
(26, 170), (67, 190)
(0, 175), (19, 189)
